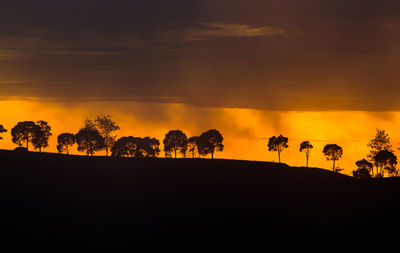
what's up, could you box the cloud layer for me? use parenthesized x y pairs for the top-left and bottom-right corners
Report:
(1, 0), (400, 111)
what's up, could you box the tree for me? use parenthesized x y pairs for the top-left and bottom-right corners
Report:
(373, 150), (397, 178)
(163, 130), (188, 158)
(268, 135), (288, 163)
(11, 121), (38, 151)
(75, 128), (105, 156)
(57, 133), (76, 155)
(299, 141), (313, 167)
(95, 115), (120, 157)
(353, 159), (373, 179)
(322, 144), (343, 172)
(367, 129), (392, 160)
(32, 120), (52, 152)
(187, 136), (199, 158)
(0, 125), (7, 141)
(112, 136), (138, 157)
(139, 137), (160, 158)
(198, 129), (224, 159)
(112, 136), (160, 158)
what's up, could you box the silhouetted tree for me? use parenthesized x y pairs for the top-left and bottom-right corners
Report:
(299, 141), (313, 167)
(11, 121), (38, 151)
(95, 115), (120, 157)
(163, 130), (188, 158)
(367, 129), (393, 177)
(57, 133), (76, 155)
(187, 136), (199, 158)
(75, 127), (105, 156)
(112, 136), (160, 158)
(198, 129), (224, 159)
(139, 137), (160, 158)
(112, 136), (138, 157)
(0, 125), (7, 141)
(367, 129), (392, 160)
(268, 135), (288, 163)
(353, 159), (373, 179)
(373, 150), (397, 178)
(322, 144), (343, 172)
(32, 121), (52, 152)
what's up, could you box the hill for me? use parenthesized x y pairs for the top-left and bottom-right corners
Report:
(0, 150), (399, 250)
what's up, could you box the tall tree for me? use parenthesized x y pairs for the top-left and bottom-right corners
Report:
(32, 120), (52, 152)
(75, 126), (105, 156)
(95, 115), (120, 157)
(373, 150), (397, 178)
(198, 129), (224, 159)
(322, 144), (343, 172)
(163, 130), (188, 158)
(268, 135), (288, 163)
(187, 136), (199, 158)
(367, 129), (392, 160)
(57, 133), (76, 155)
(11, 121), (38, 151)
(0, 125), (7, 141)
(299, 141), (313, 167)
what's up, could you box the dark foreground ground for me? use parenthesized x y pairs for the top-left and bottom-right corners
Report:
(0, 150), (399, 250)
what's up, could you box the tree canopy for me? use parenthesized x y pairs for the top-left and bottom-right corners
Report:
(322, 144), (343, 172)
(112, 136), (160, 158)
(75, 128), (105, 156)
(0, 125), (7, 140)
(32, 121), (52, 152)
(11, 121), (40, 151)
(198, 129), (224, 159)
(268, 135), (288, 163)
(163, 130), (188, 158)
(95, 115), (120, 157)
(57, 133), (76, 155)
(299, 141), (313, 167)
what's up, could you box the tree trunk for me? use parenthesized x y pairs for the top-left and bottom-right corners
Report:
(332, 159), (336, 172)
(66, 146), (69, 155)
(306, 153), (309, 167)
(278, 151), (281, 163)
(211, 151), (214, 159)
(174, 149), (177, 158)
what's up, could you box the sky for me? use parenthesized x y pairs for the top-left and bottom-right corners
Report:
(1, 1), (400, 175)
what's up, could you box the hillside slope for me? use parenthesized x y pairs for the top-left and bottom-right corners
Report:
(0, 150), (399, 250)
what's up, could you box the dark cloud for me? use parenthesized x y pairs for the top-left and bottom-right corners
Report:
(1, 0), (400, 110)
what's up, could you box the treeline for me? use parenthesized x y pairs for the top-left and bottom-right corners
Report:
(267, 129), (399, 179)
(0, 118), (398, 178)
(0, 116), (224, 159)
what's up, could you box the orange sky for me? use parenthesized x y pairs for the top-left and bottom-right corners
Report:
(1, 99), (400, 175)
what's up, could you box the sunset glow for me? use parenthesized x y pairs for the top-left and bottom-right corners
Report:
(2, 99), (400, 175)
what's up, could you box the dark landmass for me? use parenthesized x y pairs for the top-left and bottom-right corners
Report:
(0, 150), (398, 250)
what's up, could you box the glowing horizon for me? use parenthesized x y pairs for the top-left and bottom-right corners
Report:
(2, 99), (400, 176)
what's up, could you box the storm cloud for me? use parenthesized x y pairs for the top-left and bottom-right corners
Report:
(1, 0), (400, 110)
